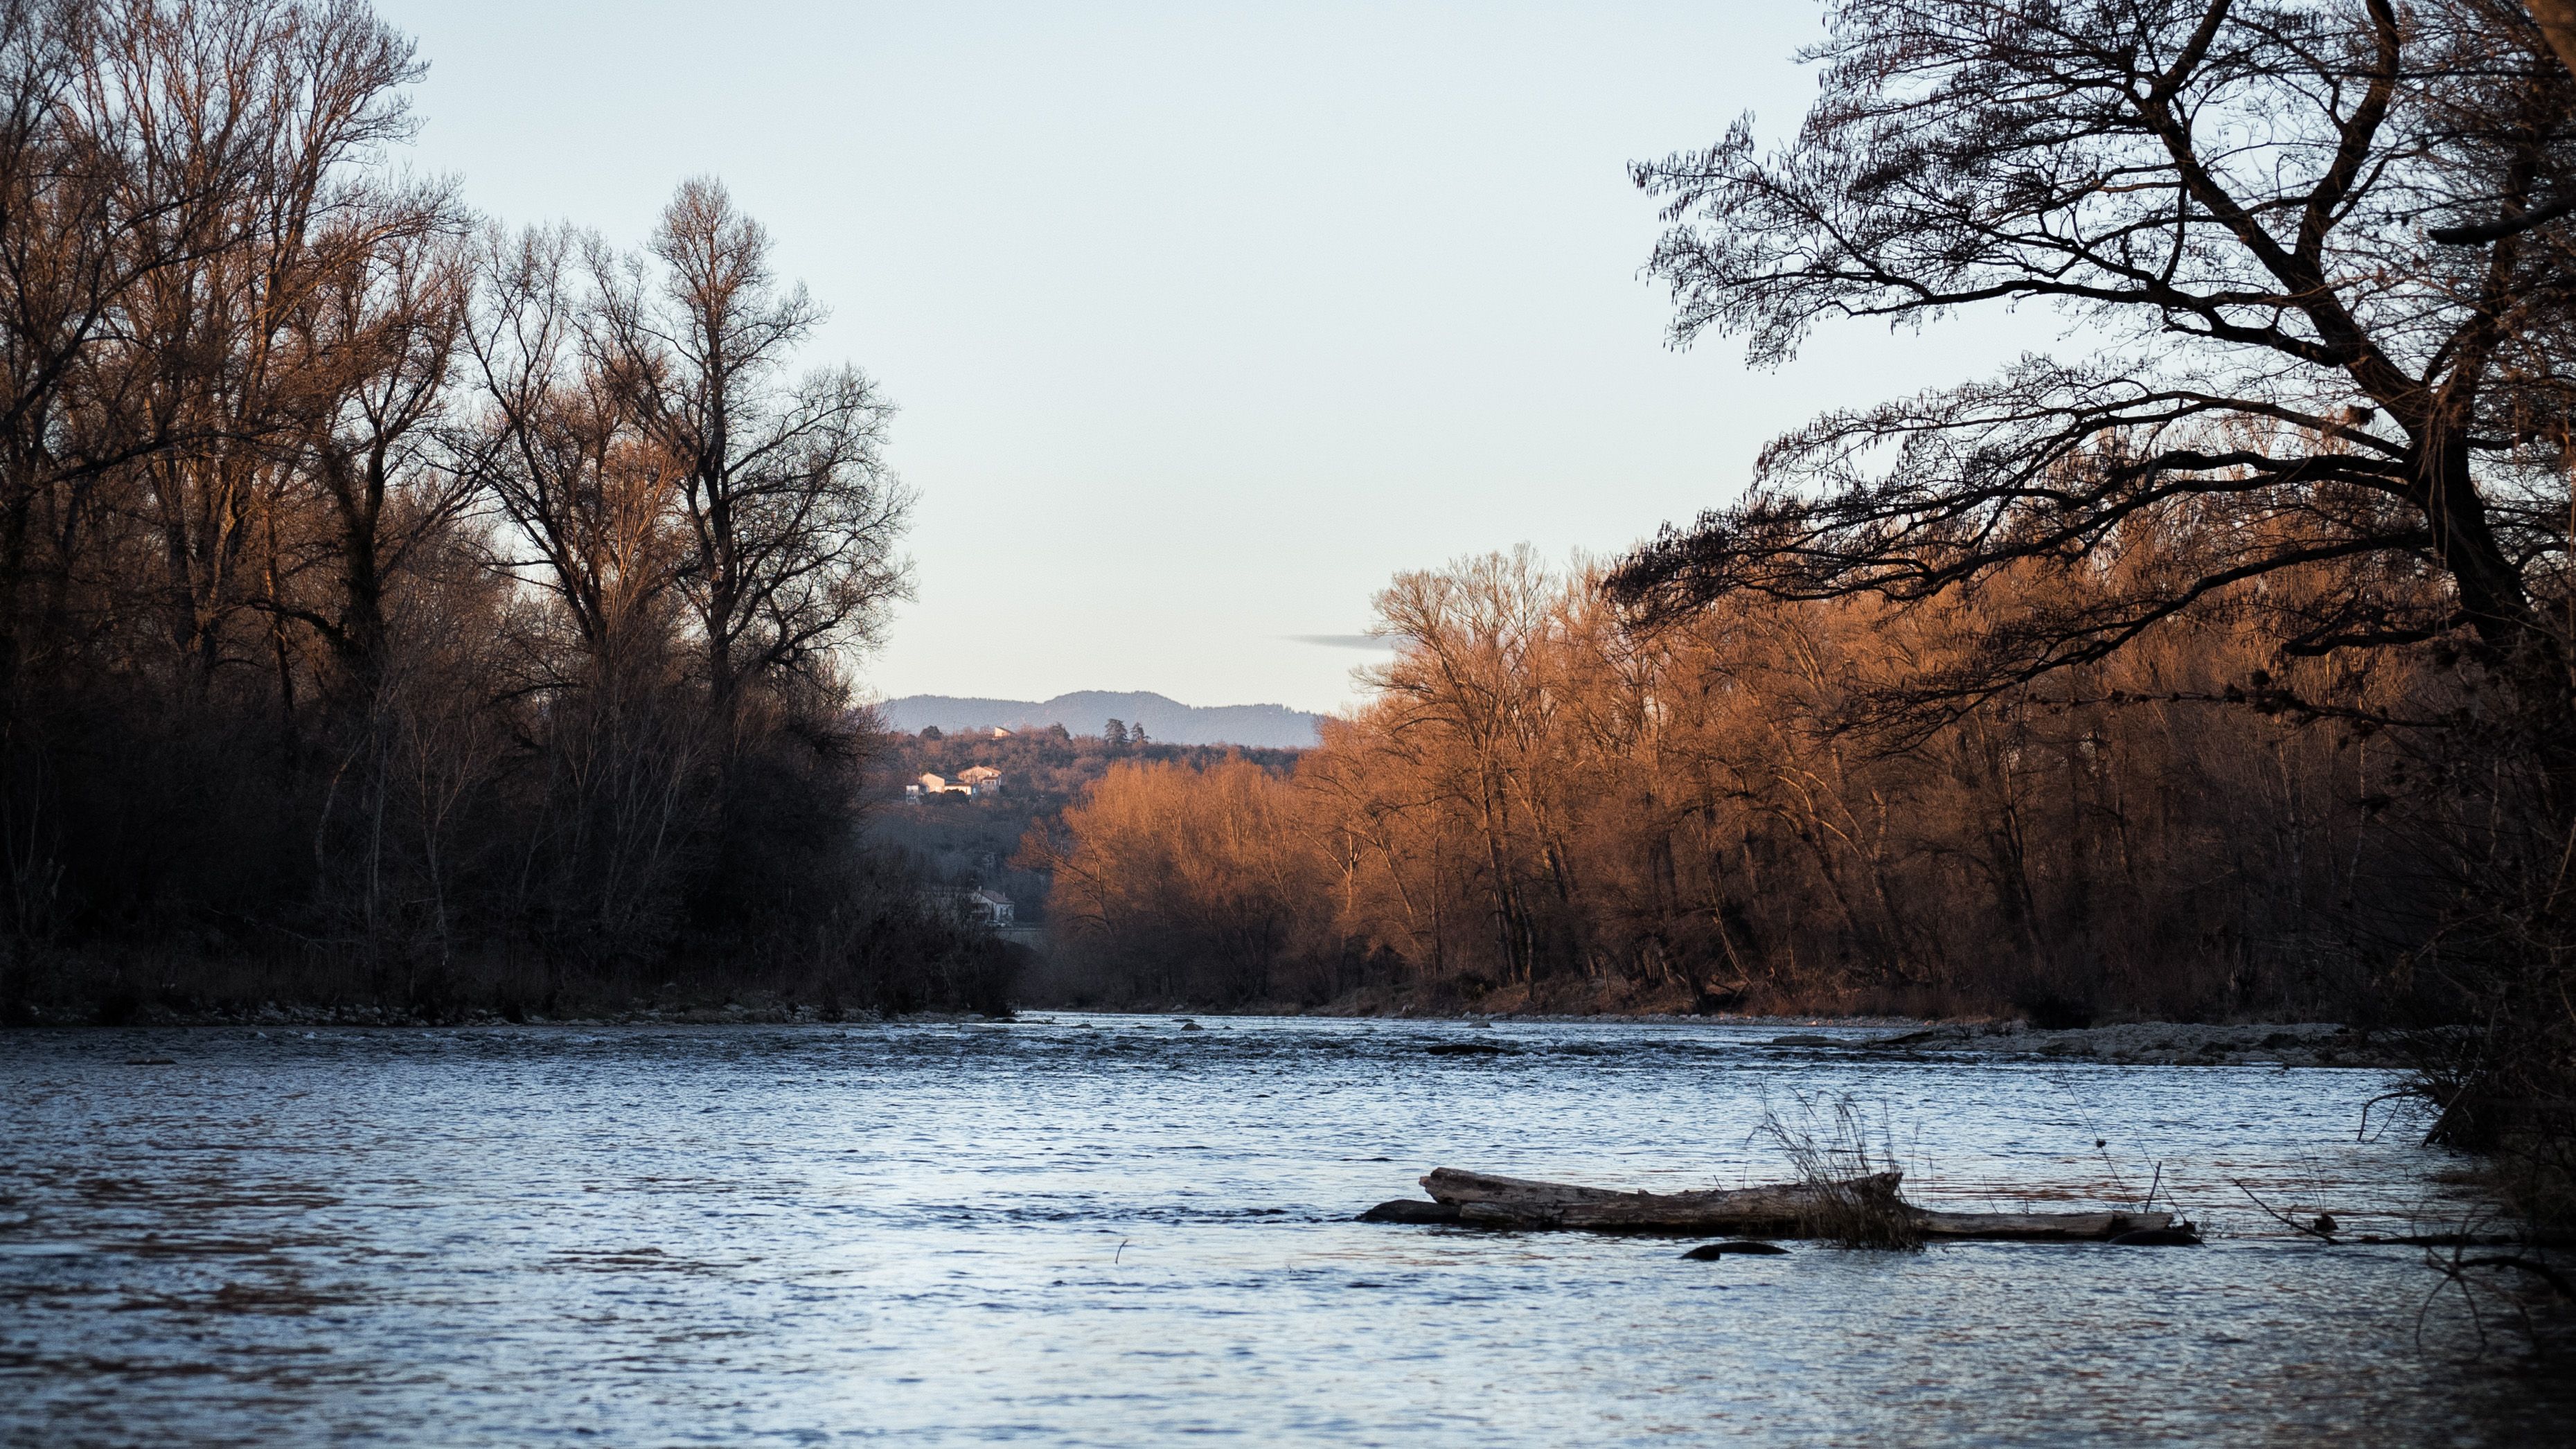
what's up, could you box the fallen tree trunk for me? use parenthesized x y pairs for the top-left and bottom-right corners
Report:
(1421, 1167), (1897, 1234)
(1402, 1167), (2175, 1241)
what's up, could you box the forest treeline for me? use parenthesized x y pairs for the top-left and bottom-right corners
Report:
(1031, 542), (2460, 1020)
(0, 0), (1009, 1020)
(1044, 0), (2576, 1229)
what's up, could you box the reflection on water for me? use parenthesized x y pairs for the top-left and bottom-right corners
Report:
(1, 1017), (2568, 1446)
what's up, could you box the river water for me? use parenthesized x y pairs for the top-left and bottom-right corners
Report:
(2, 1016), (2568, 1446)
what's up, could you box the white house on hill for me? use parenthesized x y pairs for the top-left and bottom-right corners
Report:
(907, 767), (1004, 801)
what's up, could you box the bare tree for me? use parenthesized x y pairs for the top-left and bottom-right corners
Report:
(589, 178), (910, 740)
(1607, 1), (2576, 783)
(277, 200), (469, 701)
(1597, 0), (2576, 1226)
(457, 224), (700, 958)
(105, 0), (432, 702)
(0, 0), (224, 697)
(1367, 548), (1565, 984)
(463, 222), (682, 679)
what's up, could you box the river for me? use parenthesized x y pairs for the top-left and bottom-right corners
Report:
(3, 1016), (2568, 1445)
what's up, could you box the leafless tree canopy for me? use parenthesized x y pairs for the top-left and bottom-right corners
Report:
(1583, 0), (2576, 1226)
(1608, 0), (2576, 749)
(589, 179), (907, 733)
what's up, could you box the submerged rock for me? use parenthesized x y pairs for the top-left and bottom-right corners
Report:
(2107, 1226), (2203, 1246)
(1682, 1241), (1791, 1259)
(1358, 1199), (1462, 1225)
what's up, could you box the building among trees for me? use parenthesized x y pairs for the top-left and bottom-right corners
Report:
(909, 767), (1004, 801)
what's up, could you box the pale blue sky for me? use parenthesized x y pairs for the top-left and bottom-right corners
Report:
(377, 1), (2038, 714)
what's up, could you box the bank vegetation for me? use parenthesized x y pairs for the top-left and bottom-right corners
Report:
(1029, 541), (2459, 1022)
(0, 0), (1009, 1022)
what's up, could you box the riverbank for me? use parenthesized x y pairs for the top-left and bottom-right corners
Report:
(1857, 1019), (2407, 1068)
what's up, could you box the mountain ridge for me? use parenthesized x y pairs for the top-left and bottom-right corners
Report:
(877, 691), (1322, 749)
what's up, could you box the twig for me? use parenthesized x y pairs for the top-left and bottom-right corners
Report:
(2356, 1088), (2422, 1144)
(2234, 1179), (2337, 1242)
(2459, 1255), (2575, 1299)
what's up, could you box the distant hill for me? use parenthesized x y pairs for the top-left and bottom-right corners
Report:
(878, 691), (1322, 749)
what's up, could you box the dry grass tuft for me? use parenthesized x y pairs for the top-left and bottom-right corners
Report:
(1756, 1092), (1923, 1251)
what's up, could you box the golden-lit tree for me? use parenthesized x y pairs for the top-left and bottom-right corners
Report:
(1034, 757), (1324, 1004)
(1041, 544), (2438, 1019)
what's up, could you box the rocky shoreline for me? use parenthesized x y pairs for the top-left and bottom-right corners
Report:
(1837, 1020), (2410, 1069)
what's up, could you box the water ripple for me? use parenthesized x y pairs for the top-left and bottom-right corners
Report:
(0, 1016), (2566, 1446)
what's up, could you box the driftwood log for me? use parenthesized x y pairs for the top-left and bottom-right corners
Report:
(1367, 1168), (2177, 1241)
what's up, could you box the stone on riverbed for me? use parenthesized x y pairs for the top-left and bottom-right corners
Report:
(1681, 1241), (1790, 1259)
(1358, 1199), (1463, 1224)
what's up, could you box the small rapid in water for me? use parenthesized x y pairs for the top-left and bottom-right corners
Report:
(1, 1016), (2566, 1446)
